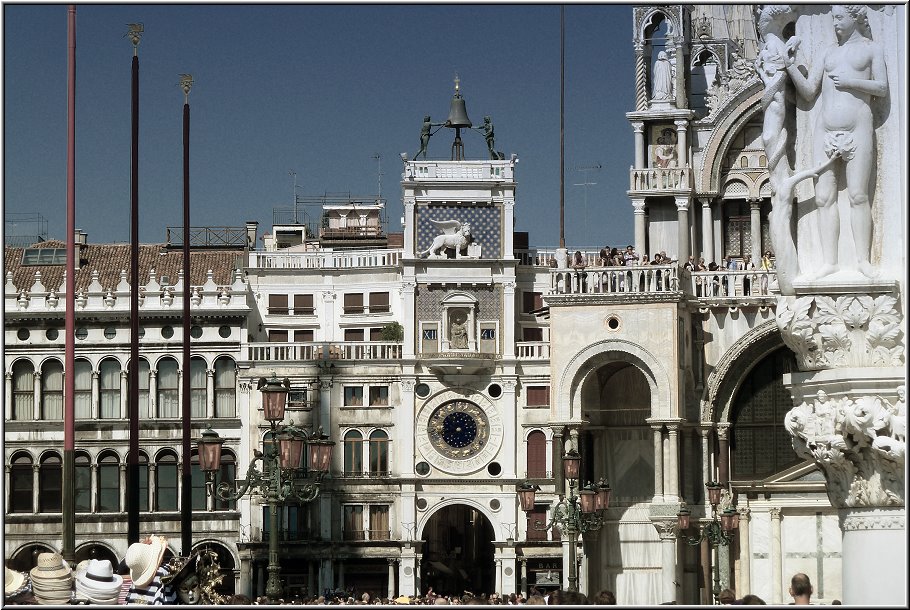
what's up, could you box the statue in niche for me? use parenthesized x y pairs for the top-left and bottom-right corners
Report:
(651, 51), (673, 102)
(419, 219), (474, 258)
(449, 311), (469, 349)
(782, 5), (888, 280)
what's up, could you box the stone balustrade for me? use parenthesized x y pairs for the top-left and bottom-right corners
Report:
(516, 341), (550, 359)
(689, 270), (778, 300)
(249, 248), (402, 270)
(247, 341), (403, 363)
(403, 159), (515, 181)
(629, 166), (691, 192)
(4, 268), (248, 313)
(550, 264), (681, 295)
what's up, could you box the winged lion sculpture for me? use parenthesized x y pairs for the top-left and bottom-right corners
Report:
(419, 219), (472, 258)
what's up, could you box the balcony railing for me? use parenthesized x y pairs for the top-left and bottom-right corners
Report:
(690, 270), (778, 299)
(343, 529), (391, 541)
(550, 264), (680, 295)
(516, 342), (550, 359)
(629, 166), (692, 192)
(249, 248), (402, 270)
(247, 341), (402, 362)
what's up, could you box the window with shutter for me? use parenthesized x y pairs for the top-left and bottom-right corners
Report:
(294, 329), (314, 342)
(523, 291), (543, 313)
(268, 330), (289, 343)
(268, 294), (289, 315)
(527, 386), (550, 407)
(527, 430), (548, 478)
(369, 292), (390, 313)
(523, 327), (544, 342)
(293, 294), (315, 315)
(344, 328), (365, 342)
(343, 293), (364, 314)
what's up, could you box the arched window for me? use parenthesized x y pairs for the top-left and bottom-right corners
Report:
(38, 453), (62, 512)
(157, 358), (179, 418)
(344, 430), (363, 476)
(99, 359), (122, 419)
(214, 450), (236, 511)
(526, 430), (548, 478)
(9, 452), (34, 513)
(74, 359), (92, 419)
(214, 357), (236, 418)
(97, 452), (120, 512)
(137, 359), (150, 418)
(731, 347), (802, 480)
(12, 360), (34, 420)
(75, 452), (92, 512)
(41, 360), (64, 420)
(368, 430), (389, 476)
(191, 452), (206, 511)
(156, 451), (178, 511)
(190, 357), (207, 418)
(125, 451), (150, 512)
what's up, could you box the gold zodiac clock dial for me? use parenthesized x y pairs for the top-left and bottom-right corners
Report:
(428, 401), (490, 459)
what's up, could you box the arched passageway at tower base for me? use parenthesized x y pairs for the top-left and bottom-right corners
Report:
(420, 504), (495, 596)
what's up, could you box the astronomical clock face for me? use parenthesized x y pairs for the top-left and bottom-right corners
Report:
(428, 401), (489, 459)
(416, 393), (504, 475)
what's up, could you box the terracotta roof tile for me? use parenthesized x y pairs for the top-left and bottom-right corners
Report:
(5, 242), (244, 294)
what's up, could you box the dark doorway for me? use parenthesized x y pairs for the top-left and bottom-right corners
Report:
(420, 504), (495, 596)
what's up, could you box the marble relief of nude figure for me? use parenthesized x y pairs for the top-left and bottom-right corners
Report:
(784, 5), (887, 279)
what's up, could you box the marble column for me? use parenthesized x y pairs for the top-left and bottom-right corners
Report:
(672, 37), (686, 109)
(699, 427), (711, 495)
(651, 425), (664, 502)
(667, 422), (681, 501)
(239, 551), (252, 598)
(700, 199), (714, 263)
(32, 370), (41, 420)
(749, 199), (762, 267)
(634, 44), (648, 111)
(632, 199), (647, 258)
(840, 508), (906, 605)
(120, 370), (129, 419)
(552, 426), (565, 496)
(5, 372), (13, 421)
(520, 557), (528, 598)
(91, 369), (100, 419)
(770, 507), (782, 604)
(32, 464), (39, 514)
(495, 558), (503, 595)
(657, 522), (678, 603)
(676, 198), (690, 262)
(631, 122), (645, 169)
(387, 559), (397, 599)
(206, 368), (215, 418)
(737, 507), (751, 596)
(716, 423), (730, 486)
(674, 120), (688, 168)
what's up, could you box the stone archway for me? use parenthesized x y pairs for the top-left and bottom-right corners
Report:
(419, 504), (495, 597)
(8, 542), (56, 572)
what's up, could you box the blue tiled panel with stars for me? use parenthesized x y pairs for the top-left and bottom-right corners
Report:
(416, 206), (502, 258)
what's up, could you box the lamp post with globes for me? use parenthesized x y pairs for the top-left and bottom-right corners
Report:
(676, 481), (738, 603)
(516, 450), (612, 593)
(197, 373), (334, 602)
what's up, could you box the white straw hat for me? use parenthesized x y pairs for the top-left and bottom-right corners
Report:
(75, 559), (123, 602)
(4, 566), (27, 596)
(125, 536), (167, 587)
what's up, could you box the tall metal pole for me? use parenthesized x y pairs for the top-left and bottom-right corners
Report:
(62, 4), (77, 564)
(180, 74), (194, 556)
(127, 23), (143, 545)
(566, 481), (578, 592)
(559, 5), (566, 250)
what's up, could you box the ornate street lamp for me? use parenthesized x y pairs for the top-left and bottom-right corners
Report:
(516, 450), (612, 592)
(197, 373), (334, 602)
(677, 481), (737, 602)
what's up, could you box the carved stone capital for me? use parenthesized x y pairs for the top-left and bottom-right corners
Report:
(777, 294), (904, 371)
(653, 519), (678, 540)
(784, 388), (905, 508)
(631, 199), (646, 214)
(400, 379), (416, 393)
(838, 507), (906, 532)
(769, 506), (782, 520)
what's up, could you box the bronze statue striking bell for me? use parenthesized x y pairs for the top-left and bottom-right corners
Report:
(445, 95), (472, 129)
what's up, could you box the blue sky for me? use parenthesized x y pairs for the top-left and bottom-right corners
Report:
(4, 4), (636, 249)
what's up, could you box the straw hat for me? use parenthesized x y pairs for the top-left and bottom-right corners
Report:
(29, 552), (72, 582)
(395, 595), (413, 604)
(161, 551), (199, 587)
(74, 559), (123, 603)
(125, 536), (167, 587)
(4, 566), (28, 597)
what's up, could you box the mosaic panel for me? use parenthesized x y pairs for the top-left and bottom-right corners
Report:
(416, 206), (502, 258)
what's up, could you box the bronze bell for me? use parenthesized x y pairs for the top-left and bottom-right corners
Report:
(445, 94), (472, 129)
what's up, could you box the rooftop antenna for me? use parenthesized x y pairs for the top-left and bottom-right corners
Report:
(289, 170), (299, 223)
(573, 163), (602, 247)
(373, 153), (383, 200)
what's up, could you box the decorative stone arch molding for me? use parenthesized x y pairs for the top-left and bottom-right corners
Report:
(696, 85), (763, 193)
(553, 339), (671, 422)
(415, 496), (500, 542)
(700, 319), (783, 423)
(634, 6), (683, 43)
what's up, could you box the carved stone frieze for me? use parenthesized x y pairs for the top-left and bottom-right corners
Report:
(839, 507), (906, 531)
(777, 294), (904, 371)
(784, 388), (905, 508)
